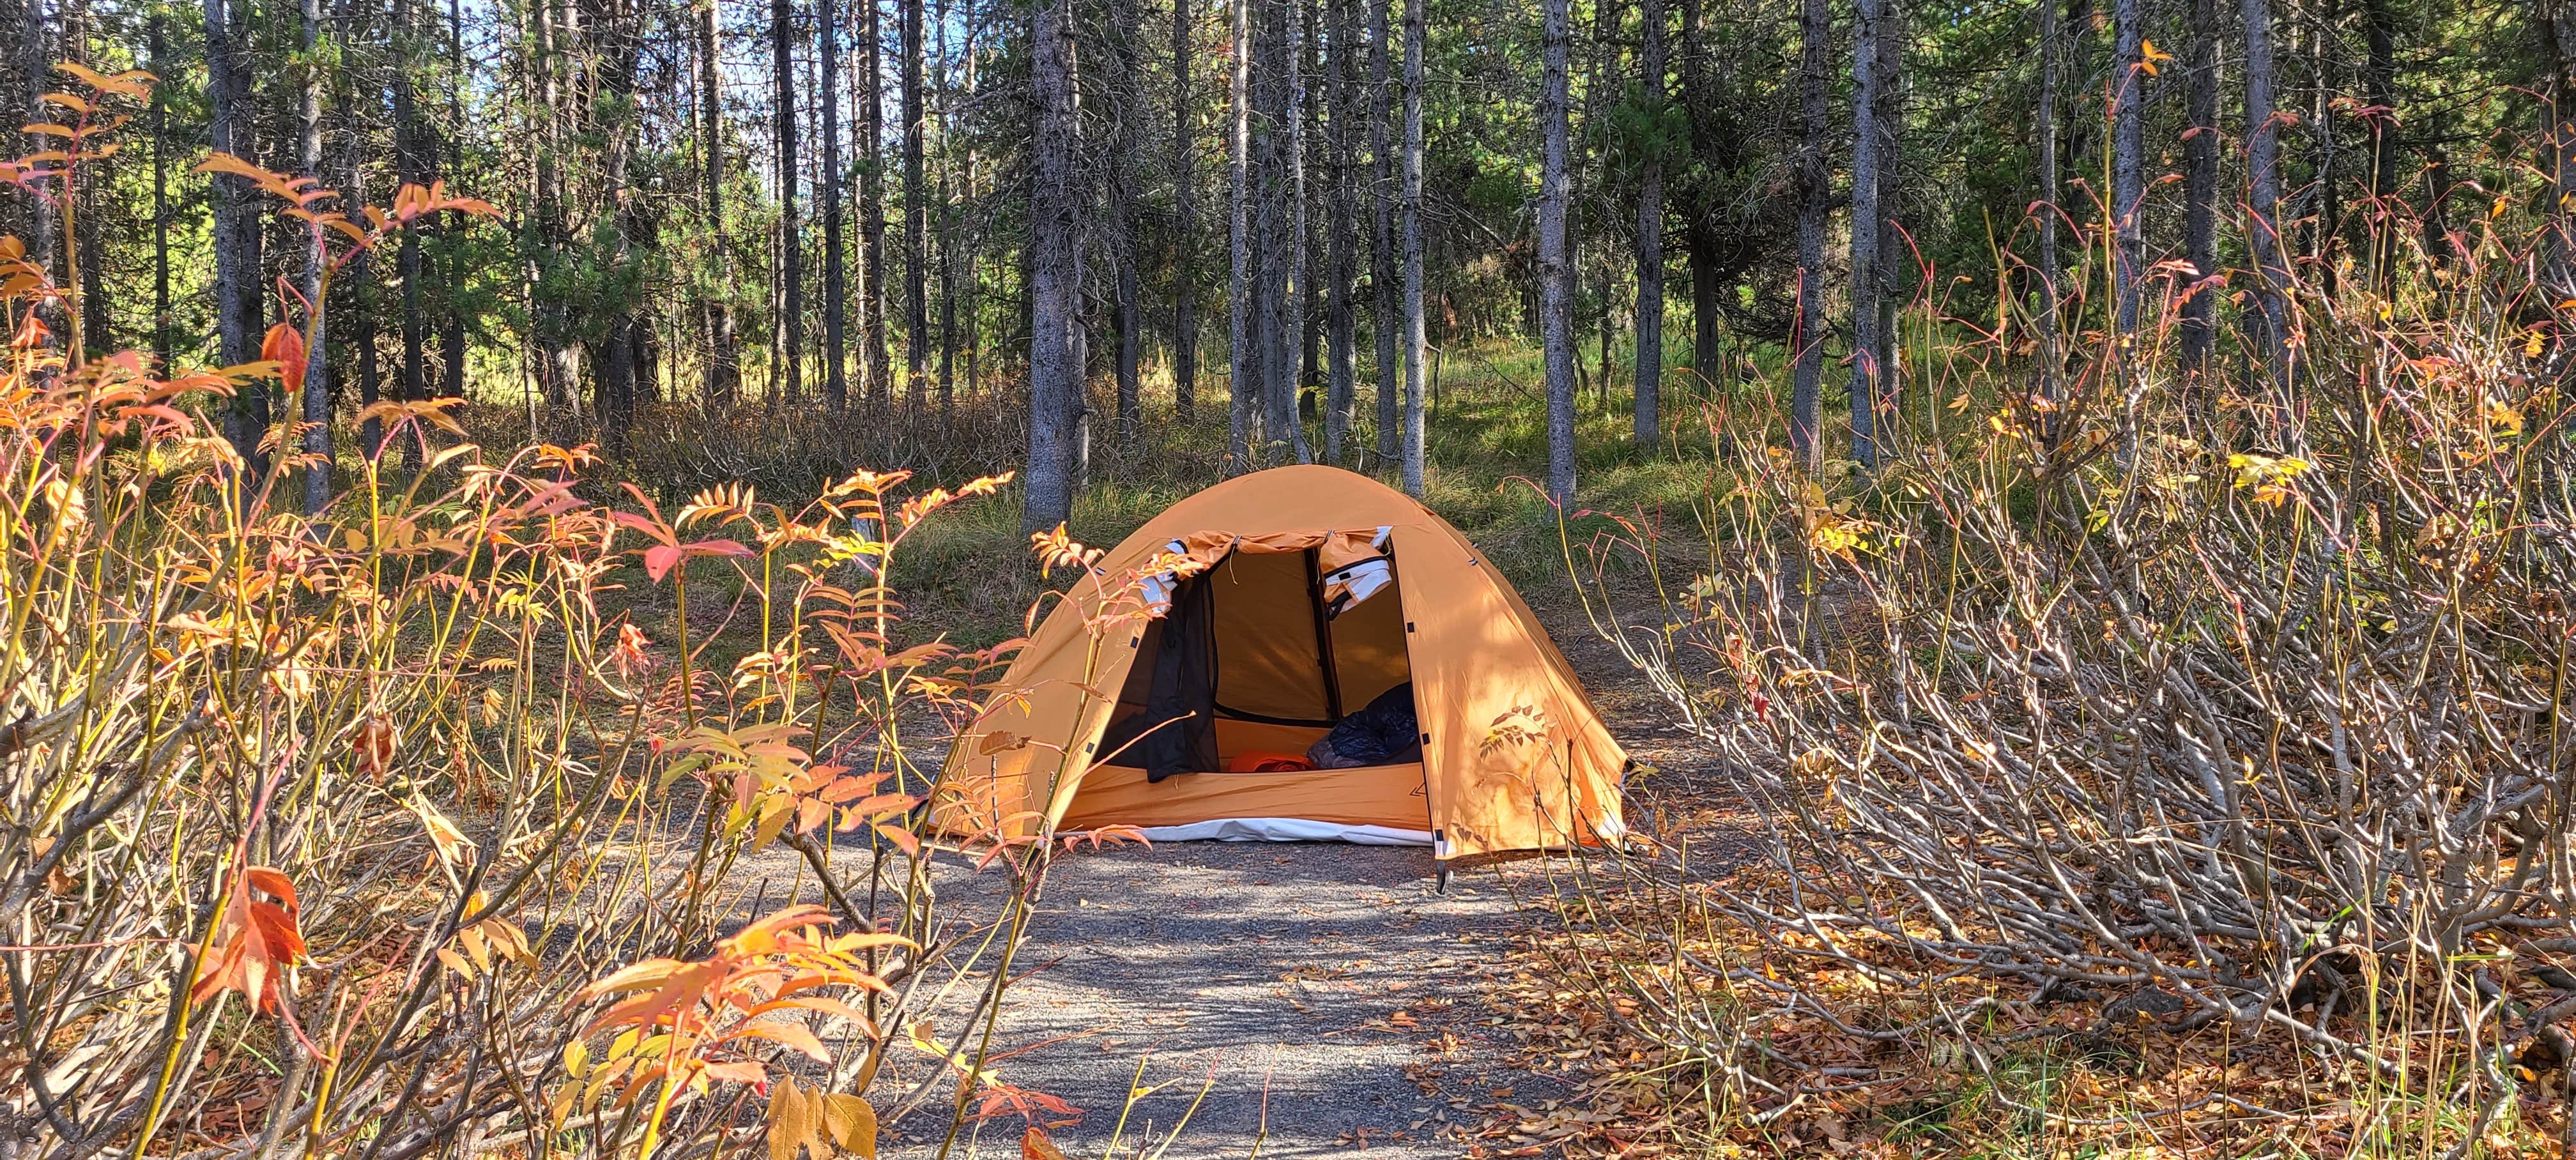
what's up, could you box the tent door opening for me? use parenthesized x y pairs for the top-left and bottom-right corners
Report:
(1068, 535), (1429, 841)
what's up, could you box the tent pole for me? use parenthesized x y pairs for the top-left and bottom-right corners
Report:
(1305, 547), (1345, 719)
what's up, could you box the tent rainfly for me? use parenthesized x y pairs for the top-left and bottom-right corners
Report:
(931, 465), (1627, 862)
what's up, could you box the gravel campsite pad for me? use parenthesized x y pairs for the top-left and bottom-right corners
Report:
(746, 838), (1572, 1159)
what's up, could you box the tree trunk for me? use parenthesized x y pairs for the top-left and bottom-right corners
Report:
(149, 11), (173, 372)
(2180, 0), (2217, 378)
(1108, 0), (1144, 448)
(905, 0), (929, 408)
(821, 0), (848, 408)
(532, 0), (574, 415)
(301, 0), (333, 512)
(702, 0), (739, 404)
(1790, 0), (1826, 462)
(207, 0), (267, 477)
(1275, 0), (1313, 463)
(2362, 0), (2394, 257)
(438, 0), (465, 402)
(2540, 1), (2575, 296)
(1368, 0), (1399, 467)
(2035, 0), (2060, 401)
(1631, 0), (1665, 450)
(1323, 0), (1358, 462)
(773, 0), (803, 405)
(1399, 0), (1426, 495)
(66, 5), (105, 358)
(599, 0), (641, 446)
(935, 0), (958, 419)
(19, 0), (53, 340)
(330, 5), (384, 459)
(1254, 0), (1288, 463)
(2244, 0), (2286, 396)
(1227, 0), (1255, 471)
(1872, 0), (1901, 410)
(399, 0), (427, 416)
(1171, 0), (1200, 422)
(861, 0), (890, 403)
(1299, 13), (1321, 425)
(1537, 0), (1575, 503)
(1023, 0), (1084, 531)
(2111, 0), (2142, 339)
(1849, 0), (1882, 469)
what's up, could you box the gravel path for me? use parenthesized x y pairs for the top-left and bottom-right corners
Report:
(711, 835), (1576, 1158)
(866, 842), (1563, 1159)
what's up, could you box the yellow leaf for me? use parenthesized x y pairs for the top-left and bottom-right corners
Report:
(435, 947), (474, 978)
(564, 1039), (591, 1080)
(822, 1094), (879, 1159)
(769, 1076), (809, 1160)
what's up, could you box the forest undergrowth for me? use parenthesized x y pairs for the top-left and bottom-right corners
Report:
(1492, 132), (2576, 1159)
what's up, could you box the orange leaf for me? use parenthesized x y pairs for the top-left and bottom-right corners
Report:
(261, 323), (307, 392)
(1022, 1126), (1068, 1160)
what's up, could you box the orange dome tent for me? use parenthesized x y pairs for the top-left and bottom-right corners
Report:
(932, 465), (1627, 862)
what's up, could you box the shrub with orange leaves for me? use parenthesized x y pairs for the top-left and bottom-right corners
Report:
(558, 905), (907, 1157)
(0, 67), (1086, 1160)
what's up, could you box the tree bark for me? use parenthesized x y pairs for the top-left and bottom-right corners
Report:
(67, 5), (105, 357)
(1790, 0), (1826, 462)
(1631, 0), (1665, 451)
(1108, 0), (1144, 448)
(822, 0), (849, 408)
(207, 0), (267, 477)
(598, 0), (643, 445)
(1399, 0), (1425, 495)
(1171, 0), (1200, 422)
(861, 0), (891, 402)
(531, 0), (574, 415)
(2180, 0), (2217, 378)
(438, 0), (465, 402)
(2540, 1), (2575, 296)
(330, 3), (383, 459)
(935, 0), (958, 418)
(1023, 0), (1084, 531)
(1871, 0), (1901, 409)
(905, 0), (929, 408)
(1276, 0), (1313, 462)
(1537, 0), (1575, 503)
(2111, 0), (2142, 339)
(773, 0), (804, 405)
(1323, 0), (1358, 462)
(2035, 0), (2060, 401)
(19, 0), (53, 340)
(1227, 0), (1255, 471)
(1849, 0), (1882, 469)
(2244, 0), (2286, 396)
(149, 11), (173, 372)
(702, 0), (740, 404)
(399, 0), (427, 415)
(1367, 0), (1399, 467)
(301, 0), (333, 512)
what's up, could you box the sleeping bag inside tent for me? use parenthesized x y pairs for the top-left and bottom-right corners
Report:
(930, 465), (1627, 861)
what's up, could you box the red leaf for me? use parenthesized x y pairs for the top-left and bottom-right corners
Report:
(261, 323), (307, 393)
(643, 543), (684, 583)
